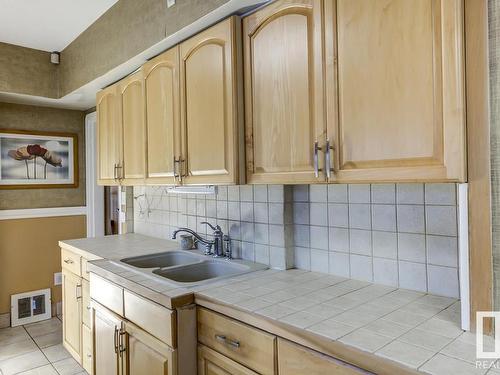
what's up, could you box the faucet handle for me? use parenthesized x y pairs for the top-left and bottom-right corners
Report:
(201, 221), (221, 233)
(203, 243), (213, 256)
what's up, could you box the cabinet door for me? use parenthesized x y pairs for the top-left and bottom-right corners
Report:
(278, 339), (365, 374)
(97, 84), (122, 185)
(198, 345), (258, 375)
(93, 304), (121, 375)
(243, 0), (326, 184)
(82, 278), (90, 327)
(144, 47), (181, 185)
(62, 270), (82, 362)
(123, 321), (174, 375)
(180, 17), (242, 185)
(325, 0), (466, 182)
(119, 71), (146, 184)
(82, 323), (93, 374)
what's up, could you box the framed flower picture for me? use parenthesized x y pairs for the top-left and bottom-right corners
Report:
(0, 129), (78, 189)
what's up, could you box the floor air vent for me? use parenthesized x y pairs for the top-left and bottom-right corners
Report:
(10, 288), (51, 327)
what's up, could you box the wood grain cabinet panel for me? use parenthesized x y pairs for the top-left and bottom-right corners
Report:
(180, 16), (243, 185)
(93, 303), (122, 375)
(96, 84), (122, 185)
(325, 0), (466, 182)
(198, 345), (258, 375)
(143, 47), (180, 185)
(243, 0), (326, 184)
(124, 321), (175, 375)
(197, 307), (276, 375)
(62, 269), (82, 362)
(119, 71), (146, 184)
(278, 338), (366, 375)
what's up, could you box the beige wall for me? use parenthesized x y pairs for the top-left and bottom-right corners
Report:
(0, 215), (86, 314)
(59, 0), (229, 95)
(0, 102), (86, 209)
(0, 42), (58, 98)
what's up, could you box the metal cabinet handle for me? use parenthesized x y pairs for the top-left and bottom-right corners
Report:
(113, 164), (118, 180)
(76, 285), (82, 300)
(63, 259), (74, 264)
(215, 334), (240, 348)
(325, 139), (334, 179)
(118, 328), (126, 357)
(314, 141), (322, 178)
(116, 164), (123, 181)
(86, 305), (91, 310)
(113, 326), (119, 354)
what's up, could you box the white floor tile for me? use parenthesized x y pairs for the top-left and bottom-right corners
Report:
(25, 318), (62, 338)
(52, 358), (84, 375)
(0, 350), (49, 375)
(18, 364), (58, 375)
(0, 338), (38, 361)
(42, 344), (71, 363)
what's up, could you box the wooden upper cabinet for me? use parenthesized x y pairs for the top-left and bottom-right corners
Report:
(325, 0), (466, 182)
(180, 16), (243, 185)
(97, 84), (122, 185)
(243, 0), (325, 184)
(143, 47), (180, 185)
(119, 71), (146, 184)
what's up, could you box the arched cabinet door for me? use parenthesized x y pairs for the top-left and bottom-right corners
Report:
(96, 84), (121, 185)
(325, 0), (466, 182)
(143, 47), (180, 185)
(243, 0), (326, 184)
(179, 16), (243, 185)
(119, 71), (146, 184)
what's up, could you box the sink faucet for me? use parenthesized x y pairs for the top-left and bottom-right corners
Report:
(172, 222), (228, 258)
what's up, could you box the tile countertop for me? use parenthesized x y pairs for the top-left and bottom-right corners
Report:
(60, 234), (496, 375)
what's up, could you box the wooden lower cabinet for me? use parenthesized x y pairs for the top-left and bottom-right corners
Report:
(125, 321), (175, 375)
(278, 339), (366, 375)
(82, 323), (93, 374)
(92, 302), (176, 375)
(198, 345), (257, 375)
(93, 303), (122, 375)
(62, 269), (82, 362)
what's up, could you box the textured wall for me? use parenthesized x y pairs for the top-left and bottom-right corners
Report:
(0, 215), (86, 313)
(0, 102), (86, 209)
(489, 0), (500, 310)
(59, 0), (230, 96)
(0, 42), (58, 98)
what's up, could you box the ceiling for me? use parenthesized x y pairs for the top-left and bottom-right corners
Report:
(0, 0), (118, 52)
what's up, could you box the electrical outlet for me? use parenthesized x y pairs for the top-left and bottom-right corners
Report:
(54, 272), (62, 286)
(166, 0), (175, 8)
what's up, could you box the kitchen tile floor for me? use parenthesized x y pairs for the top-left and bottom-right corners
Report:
(0, 317), (87, 375)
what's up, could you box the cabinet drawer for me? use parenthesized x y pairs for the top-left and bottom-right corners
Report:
(124, 290), (175, 348)
(82, 279), (91, 327)
(89, 273), (124, 316)
(61, 248), (81, 276)
(81, 257), (91, 281)
(82, 323), (93, 374)
(278, 338), (368, 375)
(197, 307), (276, 375)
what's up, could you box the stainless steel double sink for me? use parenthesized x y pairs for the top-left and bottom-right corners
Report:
(117, 250), (266, 286)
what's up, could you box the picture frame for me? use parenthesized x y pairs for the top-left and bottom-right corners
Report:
(0, 129), (78, 189)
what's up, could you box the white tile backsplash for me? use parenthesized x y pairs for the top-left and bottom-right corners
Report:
(134, 183), (460, 297)
(328, 203), (349, 228)
(397, 205), (425, 234)
(349, 203), (371, 229)
(371, 184), (396, 204)
(328, 185), (348, 203)
(397, 183), (424, 204)
(290, 183), (460, 298)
